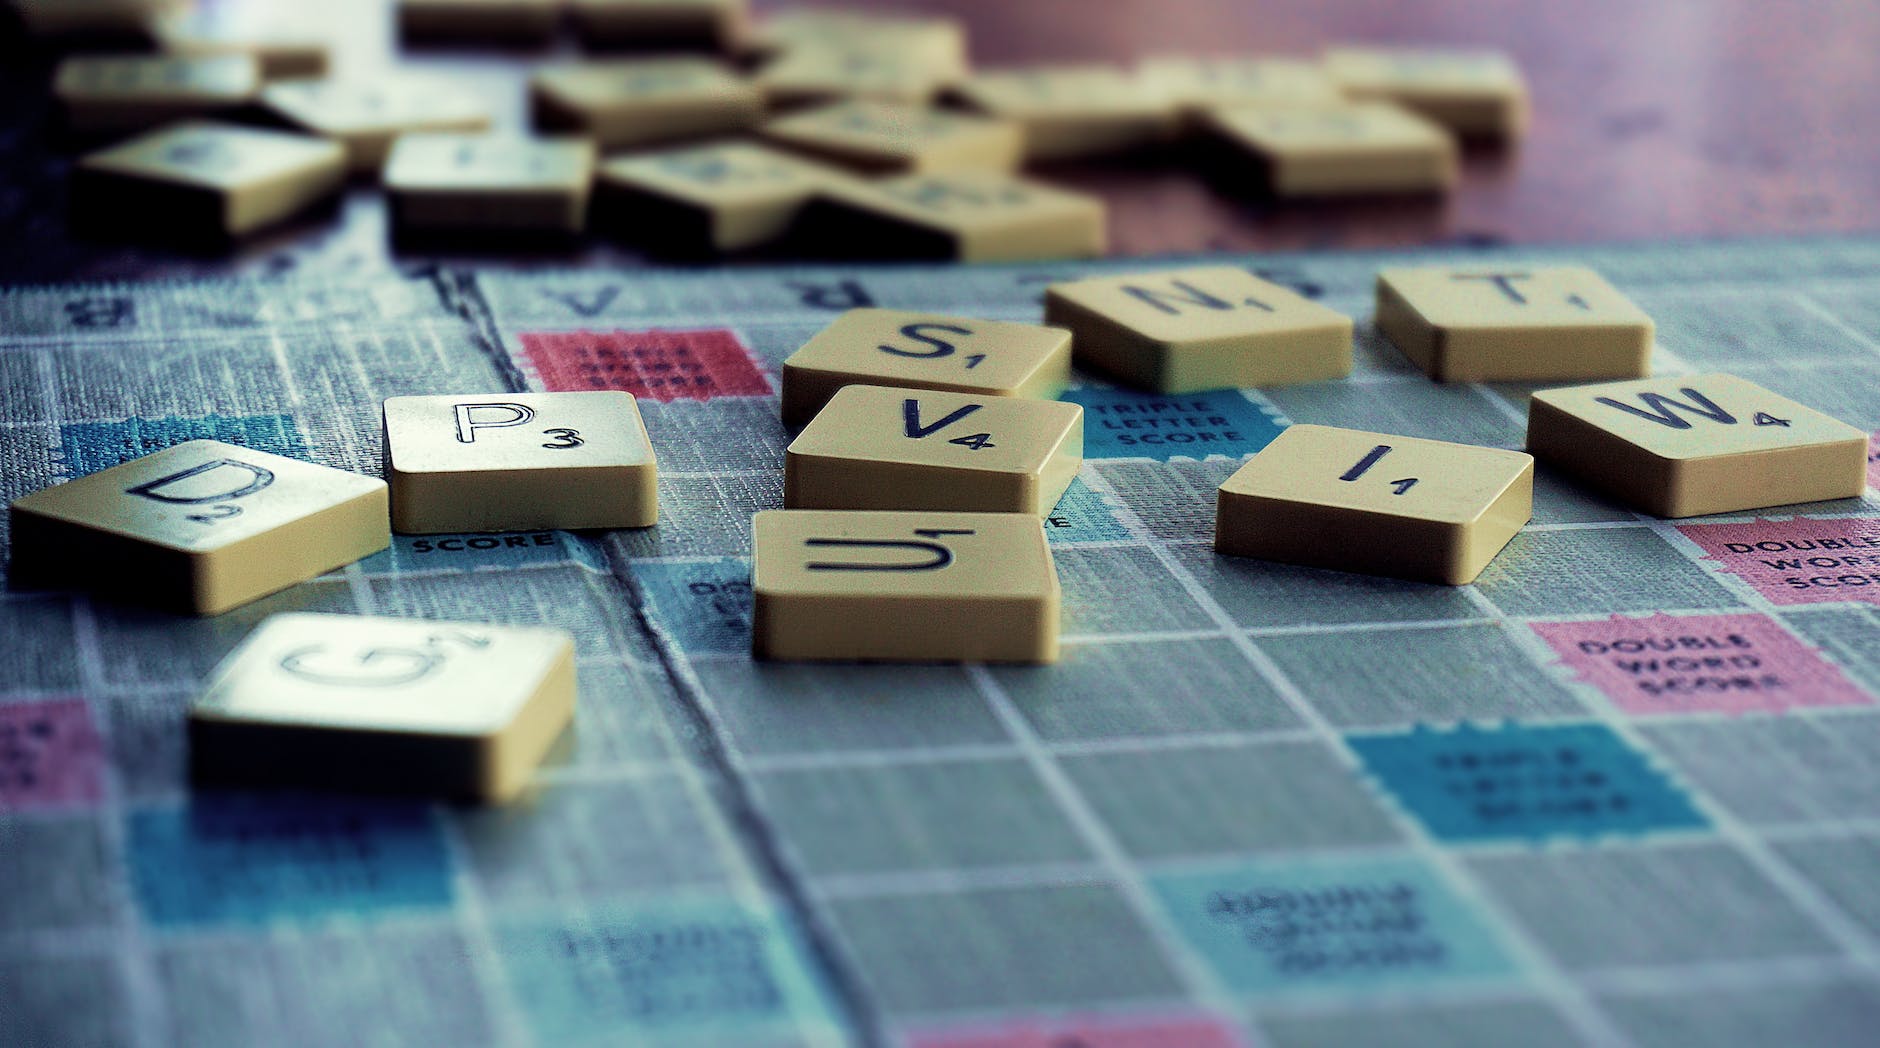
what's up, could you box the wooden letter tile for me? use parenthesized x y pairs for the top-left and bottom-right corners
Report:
(1325, 46), (1529, 139)
(1527, 373), (1869, 517)
(531, 58), (763, 150)
(189, 613), (575, 802)
(1045, 265), (1353, 393)
(9, 440), (388, 615)
(384, 133), (596, 235)
(763, 100), (1021, 174)
(73, 121), (345, 238)
(595, 140), (838, 254)
(383, 391), (658, 533)
(952, 65), (1177, 162)
(1217, 424), (1533, 585)
(752, 510), (1059, 663)
(262, 77), (492, 174)
(55, 54), (261, 136)
(1204, 102), (1457, 197)
(786, 384), (1083, 516)
(781, 308), (1071, 428)
(801, 171), (1106, 263)
(1376, 265), (1654, 382)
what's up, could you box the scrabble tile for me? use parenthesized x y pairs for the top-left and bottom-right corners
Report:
(780, 308), (1072, 428)
(952, 65), (1177, 162)
(1325, 46), (1529, 139)
(384, 133), (596, 235)
(383, 391), (658, 533)
(756, 43), (960, 108)
(593, 140), (838, 253)
(8, 440), (388, 615)
(567, 0), (745, 50)
(531, 59), (763, 150)
(399, 0), (560, 45)
(188, 613), (574, 802)
(1216, 424), (1533, 585)
(1204, 102), (1457, 197)
(763, 100), (1021, 174)
(786, 384), (1083, 516)
(752, 510), (1059, 663)
(1376, 266), (1655, 382)
(72, 121), (346, 238)
(1139, 56), (1344, 113)
(262, 77), (493, 174)
(54, 54), (262, 137)
(152, 9), (332, 80)
(12, 0), (184, 39)
(1527, 374), (1869, 518)
(801, 171), (1106, 264)
(1044, 265), (1353, 393)
(752, 9), (966, 72)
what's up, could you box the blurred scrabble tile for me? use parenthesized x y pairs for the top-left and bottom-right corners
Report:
(262, 77), (493, 174)
(8, 440), (387, 615)
(1528, 373), (1869, 518)
(1140, 55), (1344, 114)
(1217, 424), (1533, 585)
(383, 391), (658, 533)
(384, 133), (596, 235)
(1045, 265), (1352, 393)
(189, 613), (574, 803)
(752, 510), (1059, 663)
(594, 140), (838, 254)
(952, 65), (1177, 162)
(1377, 266), (1654, 382)
(11, 0), (184, 39)
(801, 171), (1105, 263)
(72, 121), (345, 238)
(787, 384), (1083, 516)
(151, 9), (331, 80)
(54, 54), (261, 137)
(567, 0), (745, 50)
(1205, 102), (1457, 197)
(752, 8), (966, 72)
(399, 0), (560, 45)
(763, 100), (1020, 174)
(1325, 46), (1529, 139)
(757, 43), (960, 108)
(531, 58), (762, 149)
(781, 308), (1072, 428)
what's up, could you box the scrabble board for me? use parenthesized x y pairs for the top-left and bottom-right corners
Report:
(4, 235), (1880, 1048)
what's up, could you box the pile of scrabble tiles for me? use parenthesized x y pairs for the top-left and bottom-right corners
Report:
(10, 259), (1871, 803)
(16, 0), (1528, 256)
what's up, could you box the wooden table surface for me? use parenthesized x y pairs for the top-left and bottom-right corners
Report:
(2, 0), (1877, 282)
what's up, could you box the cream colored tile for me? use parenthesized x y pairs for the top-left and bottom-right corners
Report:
(567, 0), (746, 49)
(1325, 46), (1529, 139)
(1217, 424), (1533, 585)
(8, 440), (387, 615)
(1528, 373), (1869, 518)
(803, 171), (1106, 263)
(262, 77), (492, 174)
(531, 58), (762, 150)
(54, 54), (260, 136)
(383, 391), (658, 533)
(1140, 55), (1343, 113)
(786, 384), (1082, 516)
(752, 510), (1059, 663)
(152, 8), (332, 80)
(384, 133), (596, 235)
(14, 0), (184, 38)
(595, 140), (839, 253)
(763, 100), (1020, 174)
(751, 9), (966, 72)
(952, 65), (1176, 162)
(398, 0), (560, 45)
(73, 121), (345, 237)
(1377, 265), (1654, 382)
(781, 308), (1071, 428)
(189, 613), (575, 802)
(756, 43), (960, 108)
(1205, 102), (1457, 196)
(1045, 265), (1352, 393)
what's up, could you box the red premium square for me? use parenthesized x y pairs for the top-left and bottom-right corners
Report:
(518, 328), (773, 402)
(0, 698), (106, 811)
